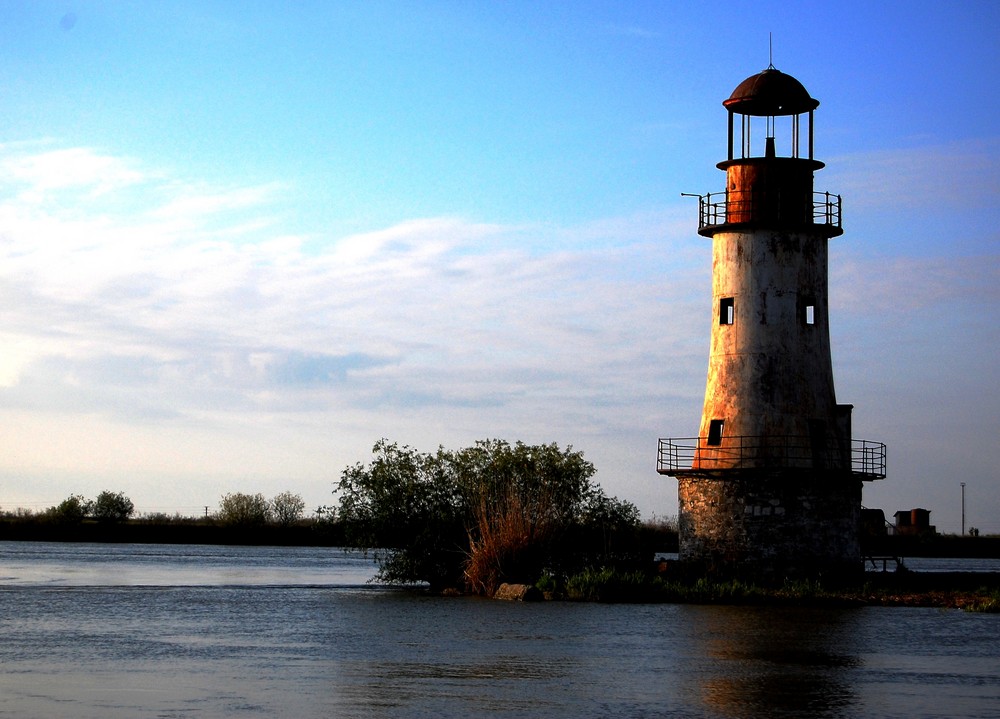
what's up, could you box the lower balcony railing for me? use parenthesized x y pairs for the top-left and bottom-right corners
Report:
(658, 435), (886, 479)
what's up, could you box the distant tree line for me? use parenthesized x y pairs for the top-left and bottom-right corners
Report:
(1, 490), (311, 526)
(8, 490), (139, 525)
(216, 491), (307, 527)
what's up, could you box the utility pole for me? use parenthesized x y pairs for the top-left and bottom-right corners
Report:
(961, 483), (966, 536)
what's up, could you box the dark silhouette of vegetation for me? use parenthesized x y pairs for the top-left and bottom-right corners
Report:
(214, 491), (308, 529)
(32, 491), (135, 525)
(92, 491), (135, 524)
(534, 567), (1000, 610)
(271, 491), (307, 527)
(0, 490), (335, 546)
(336, 439), (644, 594)
(217, 492), (272, 528)
(44, 494), (92, 524)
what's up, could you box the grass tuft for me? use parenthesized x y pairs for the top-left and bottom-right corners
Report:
(965, 588), (1000, 613)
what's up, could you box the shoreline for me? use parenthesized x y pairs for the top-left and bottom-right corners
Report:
(3, 525), (999, 610)
(491, 569), (1000, 610)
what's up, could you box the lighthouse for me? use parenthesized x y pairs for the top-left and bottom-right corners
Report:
(658, 66), (886, 579)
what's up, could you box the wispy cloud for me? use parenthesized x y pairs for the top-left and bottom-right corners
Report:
(0, 146), (705, 444)
(826, 139), (1000, 213)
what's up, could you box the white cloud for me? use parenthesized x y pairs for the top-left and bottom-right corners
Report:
(0, 146), (147, 201)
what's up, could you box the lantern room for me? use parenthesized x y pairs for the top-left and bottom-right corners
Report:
(722, 65), (819, 162)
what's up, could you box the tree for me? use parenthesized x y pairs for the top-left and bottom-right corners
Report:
(217, 492), (271, 527)
(271, 491), (306, 527)
(336, 439), (641, 594)
(44, 494), (92, 524)
(92, 490), (135, 523)
(573, 486), (644, 568)
(337, 441), (466, 589)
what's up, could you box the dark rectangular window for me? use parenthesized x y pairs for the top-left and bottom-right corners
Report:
(707, 419), (725, 446)
(719, 297), (734, 325)
(809, 420), (827, 469)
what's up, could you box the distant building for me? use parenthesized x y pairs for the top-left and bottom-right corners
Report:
(893, 508), (935, 536)
(657, 65), (886, 579)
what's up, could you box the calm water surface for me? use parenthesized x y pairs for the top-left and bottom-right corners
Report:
(1, 542), (999, 718)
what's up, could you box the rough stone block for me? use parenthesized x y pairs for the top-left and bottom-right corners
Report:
(493, 583), (543, 602)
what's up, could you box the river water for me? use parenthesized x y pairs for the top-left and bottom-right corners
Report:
(1, 542), (998, 718)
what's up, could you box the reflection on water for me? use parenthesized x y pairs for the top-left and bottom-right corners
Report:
(692, 606), (862, 717)
(0, 541), (378, 586)
(1, 542), (999, 718)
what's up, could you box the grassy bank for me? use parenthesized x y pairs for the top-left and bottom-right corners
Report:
(546, 566), (1000, 611)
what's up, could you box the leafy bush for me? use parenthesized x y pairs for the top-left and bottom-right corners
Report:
(336, 441), (467, 589)
(336, 439), (642, 593)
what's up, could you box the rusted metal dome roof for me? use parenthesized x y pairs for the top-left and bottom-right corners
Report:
(723, 67), (819, 116)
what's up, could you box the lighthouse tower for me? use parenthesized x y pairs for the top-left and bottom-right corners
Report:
(658, 66), (885, 579)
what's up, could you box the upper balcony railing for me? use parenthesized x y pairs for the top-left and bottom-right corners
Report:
(657, 435), (886, 480)
(695, 190), (841, 233)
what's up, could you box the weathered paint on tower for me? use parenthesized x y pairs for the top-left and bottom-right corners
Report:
(658, 67), (886, 579)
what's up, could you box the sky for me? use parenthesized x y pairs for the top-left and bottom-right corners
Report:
(0, 1), (997, 533)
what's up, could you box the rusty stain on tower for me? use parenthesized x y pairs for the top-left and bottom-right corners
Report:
(659, 65), (886, 579)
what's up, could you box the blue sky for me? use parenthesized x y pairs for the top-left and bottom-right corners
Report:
(0, 1), (997, 533)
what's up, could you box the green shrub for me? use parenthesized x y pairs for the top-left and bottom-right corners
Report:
(966, 588), (1000, 613)
(535, 573), (558, 594)
(566, 567), (655, 602)
(336, 439), (642, 593)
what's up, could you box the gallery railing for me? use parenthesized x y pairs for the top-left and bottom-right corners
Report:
(657, 435), (885, 480)
(694, 190), (841, 232)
